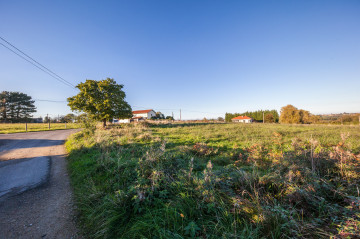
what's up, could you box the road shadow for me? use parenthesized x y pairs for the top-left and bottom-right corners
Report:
(0, 139), (66, 152)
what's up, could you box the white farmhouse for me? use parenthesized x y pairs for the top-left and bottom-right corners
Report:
(231, 116), (253, 123)
(132, 109), (156, 119)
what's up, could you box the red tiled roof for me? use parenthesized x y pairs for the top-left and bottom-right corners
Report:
(232, 116), (252, 120)
(132, 109), (153, 114)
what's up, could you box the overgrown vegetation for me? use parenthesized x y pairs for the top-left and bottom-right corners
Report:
(67, 123), (360, 238)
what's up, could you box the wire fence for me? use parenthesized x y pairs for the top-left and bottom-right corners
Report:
(0, 123), (81, 134)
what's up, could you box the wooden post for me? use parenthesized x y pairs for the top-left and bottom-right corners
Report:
(47, 114), (50, 129)
(65, 122), (67, 129)
(180, 109), (181, 121)
(263, 112), (265, 124)
(25, 122), (27, 132)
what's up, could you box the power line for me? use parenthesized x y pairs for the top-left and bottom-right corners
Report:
(132, 105), (225, 115)
(0, 36), (75, 89)
(34, 99), (67, 103)
(0, 42), (74, 88)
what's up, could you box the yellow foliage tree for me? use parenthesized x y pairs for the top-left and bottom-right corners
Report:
(280, 105), (301, 124)
(280, 105), (318, 124)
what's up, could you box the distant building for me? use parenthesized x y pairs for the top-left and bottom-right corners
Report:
(113, 109), (156, 123)
(114, 119), (131, 123)
(132, 109), (156, 119)
(232, 116), (253, 123)
(31, 117), (43, 123)
(131, 116), (145, 122)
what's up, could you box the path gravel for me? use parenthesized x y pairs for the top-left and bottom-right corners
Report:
(0, 129), (82, 239)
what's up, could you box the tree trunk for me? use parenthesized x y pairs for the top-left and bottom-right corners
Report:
(103, 118), (106, 128)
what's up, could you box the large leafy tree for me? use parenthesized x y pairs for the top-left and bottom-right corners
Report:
(280, 105), (318, 124)
(0, 91), (36, 122)
(279, 105), (301, 124)
(67, 78), (132, 127)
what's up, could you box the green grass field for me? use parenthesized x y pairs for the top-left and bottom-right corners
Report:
(0, 123), (81, 134)
(66, 123), (360, 238)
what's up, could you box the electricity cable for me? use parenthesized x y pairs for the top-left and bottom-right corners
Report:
(0, 37), (75, 88)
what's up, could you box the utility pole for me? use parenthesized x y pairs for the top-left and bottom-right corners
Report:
(47, 114), (50, 129)
(172, 112), (174, 120)
(180, 109), (181, 121)
(263, 112), (265, 124)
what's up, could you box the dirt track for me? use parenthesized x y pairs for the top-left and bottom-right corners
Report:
(0, 129), (81, 239)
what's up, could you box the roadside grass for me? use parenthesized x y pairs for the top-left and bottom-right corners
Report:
(0, 123), (81, 134)
(66, 123), (360, 238)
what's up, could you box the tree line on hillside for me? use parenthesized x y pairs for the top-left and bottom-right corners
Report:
(225, 105), (322, 124)
(225, 110), (279, 122)
(0, 91), (36, 123)
(318, 113), (360, 125)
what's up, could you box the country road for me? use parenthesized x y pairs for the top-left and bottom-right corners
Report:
(0, 129), (82, 239)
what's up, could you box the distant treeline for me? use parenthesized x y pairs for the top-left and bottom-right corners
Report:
(225, 110), (279, 122)
(319, 113), (360, 125)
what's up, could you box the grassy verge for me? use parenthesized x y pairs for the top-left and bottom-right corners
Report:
(0, 123), (81, 134)
(66, 123), (360, 238)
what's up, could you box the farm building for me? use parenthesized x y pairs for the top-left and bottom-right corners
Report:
(232, 116), (253, 123)
(113, 109), (156, 123)
(132, 109), (156, 119)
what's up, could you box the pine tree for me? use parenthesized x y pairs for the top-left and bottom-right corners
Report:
(0, 91), (36, 122)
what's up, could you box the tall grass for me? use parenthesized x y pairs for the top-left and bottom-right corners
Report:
(66, 123), (360, 238)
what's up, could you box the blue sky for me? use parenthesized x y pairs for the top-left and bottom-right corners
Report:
(1, 0), (359, 119)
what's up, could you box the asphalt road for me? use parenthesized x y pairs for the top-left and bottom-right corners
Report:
(0, 129), (82, 239)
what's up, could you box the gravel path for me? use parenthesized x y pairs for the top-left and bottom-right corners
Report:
(0, 129), (82, 239)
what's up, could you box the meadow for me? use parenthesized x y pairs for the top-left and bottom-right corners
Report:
(0, 123), (81, 134)
(66, 123), (360, 238)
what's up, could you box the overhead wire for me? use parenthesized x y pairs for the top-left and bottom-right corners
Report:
(34, 99), (67, 103)
(132, 105), (225, 115)
(0, 37), (225, 117)
(0, 36), (75, 89)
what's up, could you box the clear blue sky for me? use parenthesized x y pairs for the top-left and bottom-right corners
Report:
(1, 0), (359, 119)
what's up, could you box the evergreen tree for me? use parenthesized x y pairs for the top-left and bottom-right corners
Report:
(0, 91), (36, 122)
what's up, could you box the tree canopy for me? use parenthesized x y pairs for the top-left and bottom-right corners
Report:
(279, 105), (319, 124)
(67, 78), (132, 126)
(0, 91), (36, 122)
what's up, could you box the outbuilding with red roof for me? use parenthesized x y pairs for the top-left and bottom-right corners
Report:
(231, 115), (253, 123)
(132, 109), (156, 119)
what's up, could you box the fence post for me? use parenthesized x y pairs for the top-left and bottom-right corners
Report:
(25, 122), (27, 132)
(65, 122), (67, 129)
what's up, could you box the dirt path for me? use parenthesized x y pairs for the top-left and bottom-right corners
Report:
(0, 129), (82, 239)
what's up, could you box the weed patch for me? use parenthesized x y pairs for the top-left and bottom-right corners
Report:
(67, 123), (360, 238)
